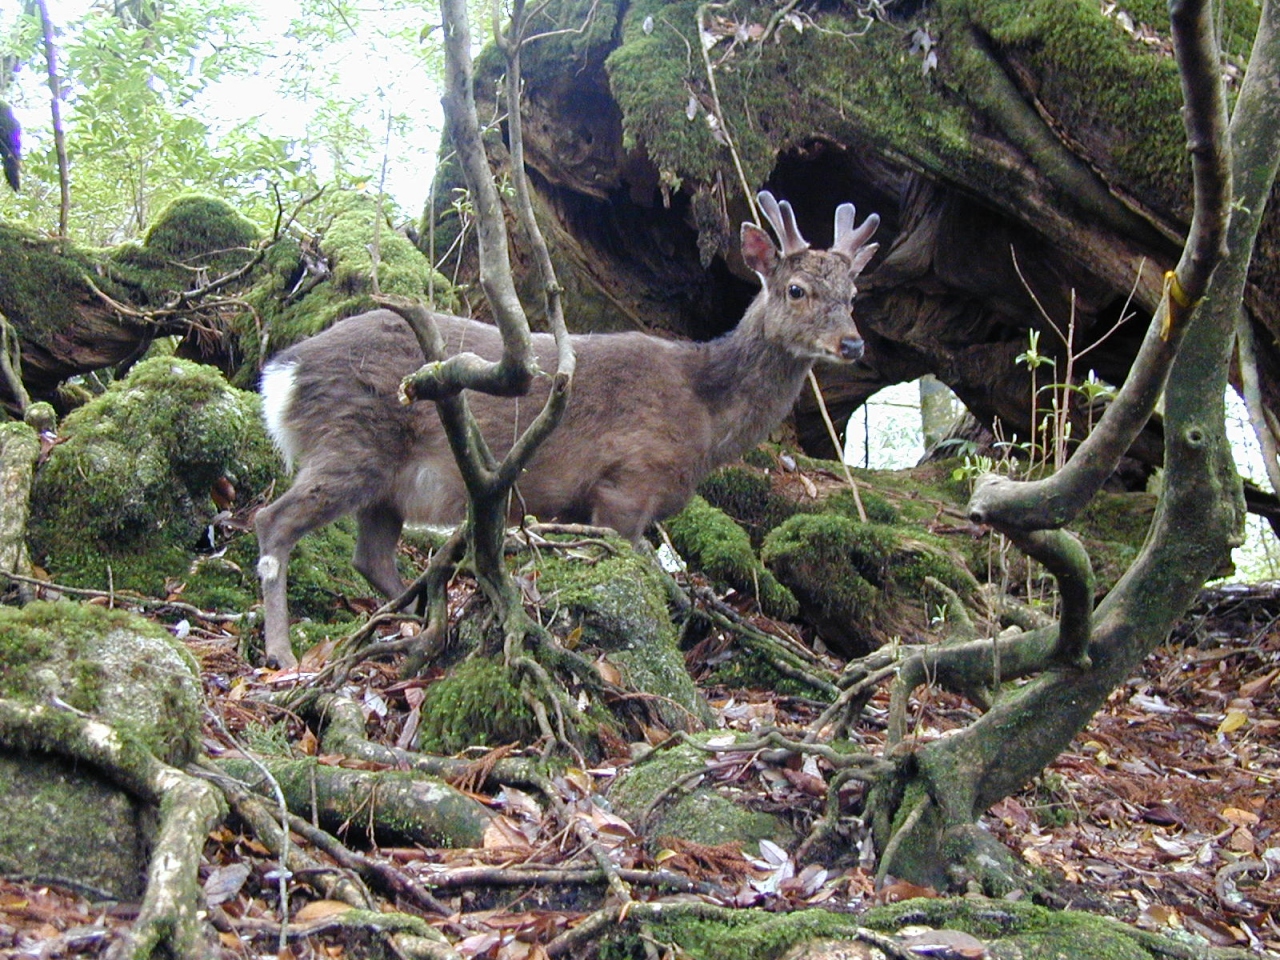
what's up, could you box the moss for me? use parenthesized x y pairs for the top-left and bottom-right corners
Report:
(144, 194), (261, 261)
(600, 897), (1207, 960)
(762, 513), (890, 615)
(609, 734), (793, 850)
(27, 356), (283, 604)
(102, 194), (261, 307)
(862, 897), (1157, 959)
(603, 0), (1218, 252)
(0, 601), (203, 764)
(666, 495), (798, 619)
(416, 658), (540, 754)
(535, 535), (712, 731)
(237, 191), (457, 380)
(696, 467), (799, 546)
(0, 222), (121, 343)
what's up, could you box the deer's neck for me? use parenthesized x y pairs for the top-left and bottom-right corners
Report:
(691, 307), (814, 467)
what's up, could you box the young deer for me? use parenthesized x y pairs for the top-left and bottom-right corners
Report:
(255, 192), (879, 668)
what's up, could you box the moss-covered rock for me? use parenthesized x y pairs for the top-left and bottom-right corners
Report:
(0, 602), (204, 898)
(535, 536), (714, 732)
(27, 356), (282, 610)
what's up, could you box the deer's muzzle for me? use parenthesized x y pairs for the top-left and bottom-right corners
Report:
(839, 337), (865, 361)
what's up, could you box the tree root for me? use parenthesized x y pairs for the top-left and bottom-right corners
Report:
(0, 698), (225, 960)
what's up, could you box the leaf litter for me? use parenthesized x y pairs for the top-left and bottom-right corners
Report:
(0, 582), (1276, 957)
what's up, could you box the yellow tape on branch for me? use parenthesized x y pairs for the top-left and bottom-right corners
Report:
(1160, 269), (1196, 341)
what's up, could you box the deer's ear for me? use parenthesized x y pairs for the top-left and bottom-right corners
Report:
(741, 223), (778, 278)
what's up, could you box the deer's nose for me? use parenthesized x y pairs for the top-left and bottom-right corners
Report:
(839, 337), (864, 361)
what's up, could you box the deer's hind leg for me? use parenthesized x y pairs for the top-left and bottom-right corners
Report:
(255, 465), (377, 669)
(353, 503), (406, 599)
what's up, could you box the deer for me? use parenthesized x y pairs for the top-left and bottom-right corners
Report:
(254, 192), (879, 668)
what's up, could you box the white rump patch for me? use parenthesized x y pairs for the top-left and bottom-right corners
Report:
(259, 361), (299, 470)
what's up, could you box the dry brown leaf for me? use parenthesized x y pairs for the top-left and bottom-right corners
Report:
(293, 899), (355, 922)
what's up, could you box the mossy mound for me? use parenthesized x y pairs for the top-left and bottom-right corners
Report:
(144, 193), (261, 263)
(761, 513), (975, 656)
(684, 456), (1154, 656)
(535, 535), (714, 732)
(415, 536), (709, 755)
(608, 733), (794, 852)
(27, 356), (282, 609)
(0, 602), (205, 898)
(666, 495), (798, 620)
(106, 194), (261, 305)
(415, 658), (541, 755)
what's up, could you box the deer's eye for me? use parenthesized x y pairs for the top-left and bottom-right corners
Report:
(787, 284), (806, 301)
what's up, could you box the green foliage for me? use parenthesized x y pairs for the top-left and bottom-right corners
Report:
(1, 1), (304, 241)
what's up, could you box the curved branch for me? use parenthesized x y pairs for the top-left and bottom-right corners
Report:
(1004, 528), (1094, 668)
(966, 0), (1230, 534)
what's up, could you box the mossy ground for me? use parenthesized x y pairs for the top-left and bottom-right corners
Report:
(596, 896), (1196, 960)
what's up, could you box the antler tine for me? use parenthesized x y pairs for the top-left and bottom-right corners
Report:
(757, 190), (810, 256)
(833, 203), (881, 276)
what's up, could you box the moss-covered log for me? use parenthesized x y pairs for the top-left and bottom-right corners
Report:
(426, 0), (1278, 469)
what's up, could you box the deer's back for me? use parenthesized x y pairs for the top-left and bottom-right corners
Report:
(265, 309), (714, 530)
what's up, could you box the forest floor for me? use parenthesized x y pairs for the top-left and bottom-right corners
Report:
(0, 581), (1277, 959)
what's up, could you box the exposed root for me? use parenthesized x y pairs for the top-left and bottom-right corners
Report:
(0, 699), (226, 960)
